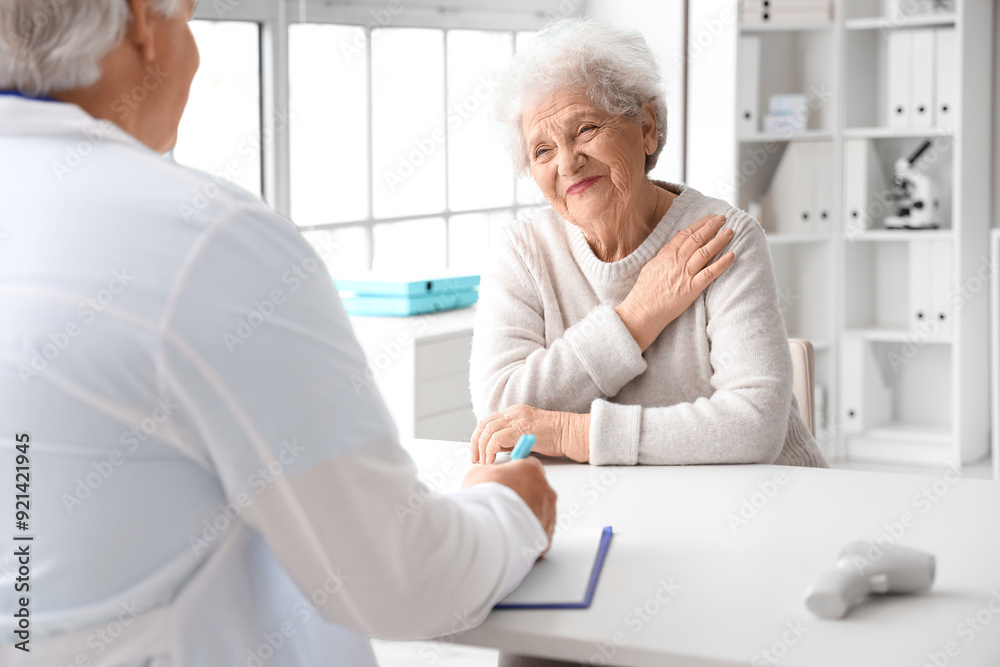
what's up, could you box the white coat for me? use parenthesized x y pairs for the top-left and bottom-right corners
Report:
(0, 95), (546, 666)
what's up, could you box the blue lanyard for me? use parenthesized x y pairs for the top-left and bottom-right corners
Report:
(0, 90), (57, 102)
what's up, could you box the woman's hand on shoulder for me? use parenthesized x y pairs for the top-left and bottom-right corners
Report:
(616, 213), (735, 351)
(471, 405), (591, 464)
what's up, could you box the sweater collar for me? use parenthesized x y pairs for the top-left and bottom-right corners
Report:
(564, 180), (699, 282)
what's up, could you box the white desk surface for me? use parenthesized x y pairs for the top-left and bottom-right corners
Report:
(401, 438), (1000, 667)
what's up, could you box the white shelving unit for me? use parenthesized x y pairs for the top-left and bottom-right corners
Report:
(688, 0), (993, 467)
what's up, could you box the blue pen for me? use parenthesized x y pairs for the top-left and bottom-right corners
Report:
(510, 434), (536, 460)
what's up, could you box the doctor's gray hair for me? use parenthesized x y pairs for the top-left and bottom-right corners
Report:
(0, 0), (182, 96)
(495, 18), (668, 177)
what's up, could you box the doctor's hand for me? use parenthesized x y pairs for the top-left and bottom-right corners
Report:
(462, 457), (557, 556)
(616, 213), (735, 352)
(471, 404), (590, 465)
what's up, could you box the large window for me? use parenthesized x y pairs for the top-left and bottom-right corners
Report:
(174, 21), (262, 197)
(288, 24), (541, 276)
(177, 2), (572, 278)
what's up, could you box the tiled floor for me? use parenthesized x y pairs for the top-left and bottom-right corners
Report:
(371, 456), (995, 666)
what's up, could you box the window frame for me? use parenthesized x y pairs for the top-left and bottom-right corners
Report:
(192, 0), (564, 270)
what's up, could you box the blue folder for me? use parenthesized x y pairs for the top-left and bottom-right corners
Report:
(334, 274), (480, 297)
(340, 290), (479, 316)
(494, 526), (613, 610)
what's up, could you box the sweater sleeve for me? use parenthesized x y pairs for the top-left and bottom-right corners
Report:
(588, 211), (794, 466)
(470, 222), (647, 418)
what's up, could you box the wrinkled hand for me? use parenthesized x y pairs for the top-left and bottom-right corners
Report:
(462, 457), (557, 556)
(617, 213), (735, 351)
(471, 404), (590, 465)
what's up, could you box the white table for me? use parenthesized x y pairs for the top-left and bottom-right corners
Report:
(402, 439), (1000, 667)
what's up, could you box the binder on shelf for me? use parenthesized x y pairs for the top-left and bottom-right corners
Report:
(843, 139), (889, 233)
(812, 141), (834, 233)
(929, 240), (953, 338)
(737, 36), (761, 138)
(934, 27), (957, 127)
(886, 30), (912, 128)
(841, 338), (891, 435)
(910, 29), (936, 128)
(741, 0), (831, 25)
(909, 240), (934, 332)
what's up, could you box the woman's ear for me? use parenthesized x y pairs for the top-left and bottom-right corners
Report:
(127, 0), (157, 62)
(641, 102), (658, 156)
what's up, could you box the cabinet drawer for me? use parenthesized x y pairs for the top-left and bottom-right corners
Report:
(415, 406), (477, 442)
(416, 334), (473, 382)
(415, 373), (472, 419)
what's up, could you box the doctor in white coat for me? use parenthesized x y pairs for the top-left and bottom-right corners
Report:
(0, 0), (557, 665)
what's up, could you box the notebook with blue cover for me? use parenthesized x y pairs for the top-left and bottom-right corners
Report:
(494, 526), (613, 610)
(340, 290), (479, 317)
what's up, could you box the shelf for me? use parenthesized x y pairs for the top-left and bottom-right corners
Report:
(847, 229), (954, 242)
(844, 14), (956, 31)
(765, 232), (832, 245)
(741, 22), (833, 34)
(846, 421), (953, 466)
(844, 327), (952, 344)
(739, 130), (833, 143)
(843, 126), (955, 139)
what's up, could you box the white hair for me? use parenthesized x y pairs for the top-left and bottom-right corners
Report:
(496, 18), (668, 177)
(0, 0), (182, 96)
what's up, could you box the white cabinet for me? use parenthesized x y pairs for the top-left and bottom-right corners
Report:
(348, 308), (478, 443)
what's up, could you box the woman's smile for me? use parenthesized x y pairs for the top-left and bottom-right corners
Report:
(566, 175), (603, 195)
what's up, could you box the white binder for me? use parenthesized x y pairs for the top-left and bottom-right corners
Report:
(910, 29), (936, 127)
(841, 337), (891, 434)
(930, 240), (953, 338)
(909, 240), (934, 332)
(737, 36), (761, 138)
(934, 27), (957, 128)
(812, 141), (834, 234)
(886, 30), (912, 127)
(767, 143), (811, 234)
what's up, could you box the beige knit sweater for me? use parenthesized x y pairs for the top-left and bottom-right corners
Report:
(470, 181), (828, 468)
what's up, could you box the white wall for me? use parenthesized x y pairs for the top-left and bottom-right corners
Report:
(586, 0), (687, 183)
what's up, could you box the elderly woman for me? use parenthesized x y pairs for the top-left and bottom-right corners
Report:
(0, 0), (559, 664)
(471, 19), (827, 472)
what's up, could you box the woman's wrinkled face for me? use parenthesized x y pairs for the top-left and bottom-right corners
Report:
(523, 90), (657, 228)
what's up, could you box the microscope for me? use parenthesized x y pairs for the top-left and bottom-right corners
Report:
(805, 541), (936, 619)
(884, 140), (940, 229)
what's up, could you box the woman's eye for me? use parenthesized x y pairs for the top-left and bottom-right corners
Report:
(534, 148), (549, 158)
(580, 125), (596, 134)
